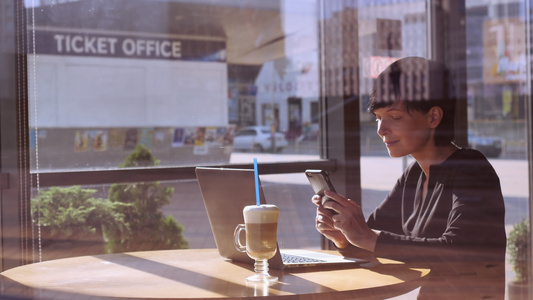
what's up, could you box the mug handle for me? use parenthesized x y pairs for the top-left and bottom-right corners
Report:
(234, 224), (246, 252)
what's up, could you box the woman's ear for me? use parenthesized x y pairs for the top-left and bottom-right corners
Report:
(428, 106), (443, 128)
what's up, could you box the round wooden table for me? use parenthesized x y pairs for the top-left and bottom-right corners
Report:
(0, 249), (430, 299)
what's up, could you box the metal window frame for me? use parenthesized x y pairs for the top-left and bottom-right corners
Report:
(526, 0), (533, 292)
(30, 160), (337, 188)
(1, 0), (32, 271)
(318, 0), (362, 250)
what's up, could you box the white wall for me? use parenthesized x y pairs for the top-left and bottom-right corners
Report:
(29, 55), (228, 128)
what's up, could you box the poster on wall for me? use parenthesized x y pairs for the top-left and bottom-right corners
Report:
(74, 130), (89, 152)
(483, 18), (526, 84)
(172, 128), (185, 147)
(108, 129), (121, 148)
(216, 127), (228, 144)
(139, 128), (154, 149)
(155, 129), (166, 143)
(91, 130), (108, 152)
(183, 128), (195, 145)
(124, 128), (138, 150)
(205, 127), (217, 143)
(193, 127), (208, 155)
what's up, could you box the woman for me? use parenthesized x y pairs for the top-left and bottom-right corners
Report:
(313, 57), (506, 298)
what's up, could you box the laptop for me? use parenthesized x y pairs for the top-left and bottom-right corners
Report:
(195, 167), (366, 269)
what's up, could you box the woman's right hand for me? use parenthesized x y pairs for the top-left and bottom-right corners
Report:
(312, 194), (349, 249)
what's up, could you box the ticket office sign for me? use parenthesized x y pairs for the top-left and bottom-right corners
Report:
(31, 30), (226, 62)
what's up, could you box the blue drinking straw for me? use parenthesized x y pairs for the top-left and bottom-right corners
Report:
(254, 158), (260, 206)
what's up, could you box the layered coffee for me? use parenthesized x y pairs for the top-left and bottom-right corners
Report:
(243, 204), (279, 260)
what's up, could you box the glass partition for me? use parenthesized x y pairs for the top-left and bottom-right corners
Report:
(26, 0), (321, 172)
(24, 0), (326, 262)
(0, 0), (530, 298)
(31, 175), (318, 261)
(357, 0), (531, 298)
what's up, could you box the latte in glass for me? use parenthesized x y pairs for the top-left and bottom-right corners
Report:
(242, 204), (279, 260)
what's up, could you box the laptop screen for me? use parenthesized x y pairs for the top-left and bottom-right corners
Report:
(195, 167), (266, 263)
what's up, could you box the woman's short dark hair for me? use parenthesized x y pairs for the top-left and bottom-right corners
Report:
(368, 56), (456, 147)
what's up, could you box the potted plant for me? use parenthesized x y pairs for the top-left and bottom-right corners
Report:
(508, 218), (531, 299)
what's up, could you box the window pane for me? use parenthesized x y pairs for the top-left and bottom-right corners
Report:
(16, 0), (531, 298)
(32, 182), (192, 261)
(25, 0), (325, 263)
(27, 0), (321, 172)
(359, 0), (530, 298)
(31, 174), (319, 260)
(466, 0), (530, 291)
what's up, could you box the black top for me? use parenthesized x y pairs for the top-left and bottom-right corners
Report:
(367, 148), (506, 260)
(340, 149), (507, 299)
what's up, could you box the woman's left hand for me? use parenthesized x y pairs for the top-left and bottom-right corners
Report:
(322, 190), (379, 252)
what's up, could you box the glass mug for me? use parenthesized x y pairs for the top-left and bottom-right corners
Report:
(234, 204), (279, 283)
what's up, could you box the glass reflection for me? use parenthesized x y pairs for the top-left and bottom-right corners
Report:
(27, 0), (320, 171)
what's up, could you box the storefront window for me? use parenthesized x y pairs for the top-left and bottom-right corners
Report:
(23, 0), (325, 262)
(358, 0), (531, 297)
(26, 0), (321, 172)
(0, 0), (530, 298)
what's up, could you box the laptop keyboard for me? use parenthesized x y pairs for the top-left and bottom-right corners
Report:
(281, 253), (326, 264)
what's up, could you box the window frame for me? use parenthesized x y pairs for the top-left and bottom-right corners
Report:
(31, 160), (336, 188)
(1, 0), (32, 271)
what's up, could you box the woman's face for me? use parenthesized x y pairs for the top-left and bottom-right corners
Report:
(373, 102), (434, 158)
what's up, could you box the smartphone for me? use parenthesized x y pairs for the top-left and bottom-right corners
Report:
(305, 169), (337, 207)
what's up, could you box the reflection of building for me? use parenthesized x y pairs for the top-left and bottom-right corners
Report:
(464, 1), (527, 152)
(321, 2), (427, 124)
(480, 18), (526, 119)
(27, 0), (322, 138)
(255, 55), (319, 137)
(26, 0), (528, 150)
(320, 7), (359, 99)
(0, 1), (16, 121)
(371, 60), (435, 104)
(228, 65), (261, 127)
(356, 1), (526, 136)
(317, 0), (526, 158)
(357, 2), (427, 121)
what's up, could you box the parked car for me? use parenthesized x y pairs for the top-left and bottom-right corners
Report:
(468, 130), (503, 158)
(233, 126), (288, 153)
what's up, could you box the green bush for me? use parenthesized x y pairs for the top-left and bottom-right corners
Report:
(104, 145), (189, 252)
(508, 218), (530, 283)
(31, 186), (128, 242)
(32, 145), (188, 254)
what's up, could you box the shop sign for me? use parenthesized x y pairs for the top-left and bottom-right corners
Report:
(363, 56), (400, 78)
(30, 30), (226, 62)
(261, 80), (316, 93)
(483, 19), (526, 84)
(359, 0), (418, 7)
